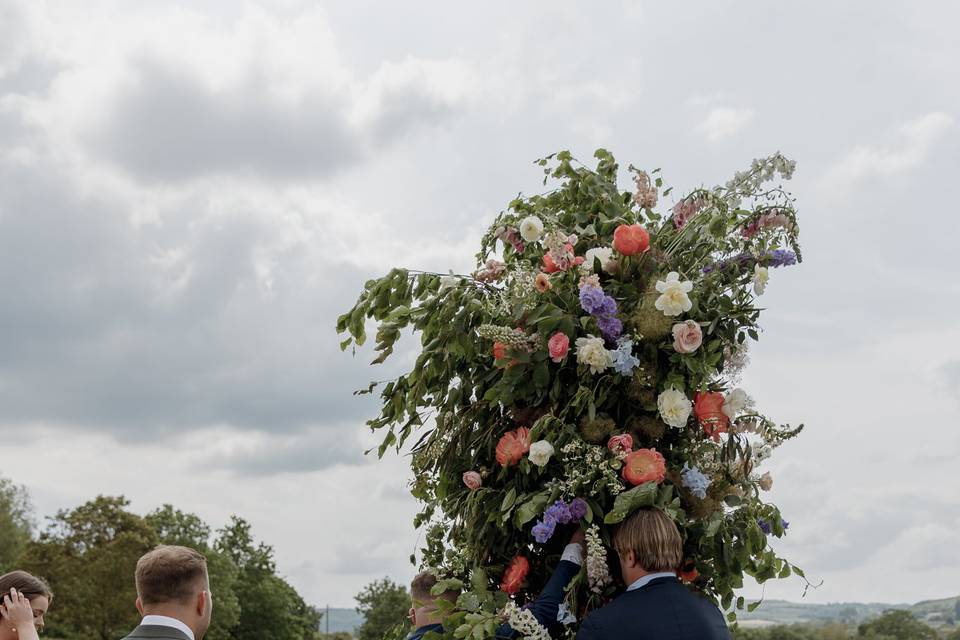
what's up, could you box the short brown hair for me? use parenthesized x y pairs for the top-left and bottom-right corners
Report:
(135, 545), (209, 605)
(613, 508), (683, 572)
(0, 571), (53, 603)
(410, 572), (458, 607)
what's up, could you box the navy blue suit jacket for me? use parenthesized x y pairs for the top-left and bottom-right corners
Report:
(408, 559), (581, 640)
(576, 576), (730, 640)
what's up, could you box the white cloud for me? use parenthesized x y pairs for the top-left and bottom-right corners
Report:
(822, 111), (955, 189)
(695, 107), (755, 141)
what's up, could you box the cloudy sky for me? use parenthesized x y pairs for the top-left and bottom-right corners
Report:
(1, 0), (958, 610)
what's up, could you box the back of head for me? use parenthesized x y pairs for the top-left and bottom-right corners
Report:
(613, 508), (683, 572)
(0, 570), (53, 602)
(410, 572), (457, 607)
(135, 545), (209, 607)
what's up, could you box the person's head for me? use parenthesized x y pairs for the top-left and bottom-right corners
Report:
(408, 572), (458, 629)
(135, 545), (213, 639)
(0, 571), (52, 639)
(612, 508), (683, 585)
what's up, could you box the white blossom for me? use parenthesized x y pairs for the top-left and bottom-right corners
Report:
(657, 388), (692, 429)
(528, 440), (555, 467)
(518, 215), (544, 243)
(654, 272), (694, 317)
(753, 264), (769, 295)
(576, 335), (613, 374)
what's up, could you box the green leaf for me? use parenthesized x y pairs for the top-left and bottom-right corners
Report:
(500, 487), (517, 513)
(604, 482), (658, 524)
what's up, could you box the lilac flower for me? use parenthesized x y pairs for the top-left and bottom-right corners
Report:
(545, 500), (573, 525)
(597, 315), (624, 341)
(757, 519), (772, 535)
(680, 463), (712, 499)
(569, 498), (588, 520)
(532, 515), (557, 543)
(579, 285), (607, 315)
(764, 249), (797, 268)
(596, 295), (618, 317)
(781, 519), (790, 530)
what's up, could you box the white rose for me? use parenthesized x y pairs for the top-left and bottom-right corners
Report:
(657, 388), (692, 429)
(528, 440), (555, 467)
(575, 335), (613, 374)
(722, 388), (749, 419)
(519, 215), (544, 243)
(582, 246), (618, 274)
(654, 272), (693, 317)
(753, 264), (769, 295)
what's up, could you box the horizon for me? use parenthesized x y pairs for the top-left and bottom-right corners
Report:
(1, 0), (958, 609)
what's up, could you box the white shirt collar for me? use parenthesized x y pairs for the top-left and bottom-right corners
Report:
(141, 615), (196, 640)
(626, 572), (677, 592)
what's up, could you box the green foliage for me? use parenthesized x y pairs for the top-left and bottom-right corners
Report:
(354, 577), (411, 640)
(732, 623), (851, 639)
(338, 150), (807, 627)
(856, 610), (938, 639)
(0, 474), (33, 573)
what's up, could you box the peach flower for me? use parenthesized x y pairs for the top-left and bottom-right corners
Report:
(622, 448), (666, 485)
(548, 332), (570, 363)
(495, 427), (531, 467)
(694, 392), (729, 441)
(500, 555), (530, 594)
(613, 224), (650, 256)
(462, 471), (482, 490)
(542, 253), (560, 273)
(534, 273), (552, 293)
(672, 320), (703, 354)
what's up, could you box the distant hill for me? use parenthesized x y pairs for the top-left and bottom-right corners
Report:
(736, 595), (959, 628)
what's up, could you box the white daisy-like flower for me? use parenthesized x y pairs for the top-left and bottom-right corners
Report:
(654, 272), (694, 317)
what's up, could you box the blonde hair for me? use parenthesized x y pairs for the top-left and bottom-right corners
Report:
(135, 545), (208, 605)
(613, 509), (682, 572)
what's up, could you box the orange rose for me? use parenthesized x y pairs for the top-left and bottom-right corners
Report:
(613, 224), (650, 256)
(622, 448), (666, 485)
(496, 427), (531, 466)
(500, 555), (530, 594)
(694, 392), (729, 441)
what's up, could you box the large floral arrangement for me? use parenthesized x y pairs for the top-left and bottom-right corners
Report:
(337, 149), (807, 636)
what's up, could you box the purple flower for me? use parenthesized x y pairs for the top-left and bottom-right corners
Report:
(764, 249), (797, 268)
(597, 295), (618, 317)
(532, 515), (557, 543)
(757, 519), (772, 535)
(781, 519), (790, 530)
(597, 315), (623, 341)
(545, 500), (573, 525)
(569, 498), (588, 520)
(579, 285), (607, 315)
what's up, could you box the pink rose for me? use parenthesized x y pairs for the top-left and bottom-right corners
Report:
(548, 332), (570, 363)
(607, 434), (633, 458)
(672, 320), (703, 354)
(462, 471), (482, 490)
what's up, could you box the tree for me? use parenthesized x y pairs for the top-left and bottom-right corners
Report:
(0, 475), (33, 573)
(857, 610), (937, 639)
(215, 516), (320, 640)
(146, 505), (241, 640)
(20, 495), (158, 640)
(355, 578), (410, 640)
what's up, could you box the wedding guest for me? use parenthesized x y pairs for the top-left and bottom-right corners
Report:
(576, 509), (730, 640)
(0, 571), (53, 640)
(407, 529), (585, 640)
(121, 545), (213, 640)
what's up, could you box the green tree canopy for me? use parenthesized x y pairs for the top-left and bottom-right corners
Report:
(856, 610), (938, 639)
(355, 577), (410, 640)
(0, 475), (33, 573)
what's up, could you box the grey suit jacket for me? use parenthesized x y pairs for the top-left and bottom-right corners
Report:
(122, 625), (193, 640)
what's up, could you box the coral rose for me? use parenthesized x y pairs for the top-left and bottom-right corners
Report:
(542, 253), (560, 273)
(622, 448), (666, 485)
(496, 427), (531, 466)
(672, 320), (703, 354)
(613, 224), (650, 256)
(462, 471), (482, 490)
(548, 332), (570, 363)
(607, 434), (633, 458)
(500, 555), (530, 594)
(694, 392), (729, 440)
(534, 273), (552, 293)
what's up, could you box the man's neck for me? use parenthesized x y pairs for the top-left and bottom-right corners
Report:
(141, 610), (196, 637)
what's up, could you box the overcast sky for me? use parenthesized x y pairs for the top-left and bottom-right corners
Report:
(1, 0), (958, 610)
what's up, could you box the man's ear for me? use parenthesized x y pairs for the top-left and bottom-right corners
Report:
(625, 550), (638, 569)
(135, 597), (144, 616)
(408, 607), (417, 626)
(197, 590), (208, 616)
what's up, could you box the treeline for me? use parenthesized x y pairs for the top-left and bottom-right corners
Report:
(0, 475), (322, 640)
(732, 611), (960, 640)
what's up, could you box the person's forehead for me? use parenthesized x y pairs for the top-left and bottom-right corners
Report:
(30, 595), (50, 611)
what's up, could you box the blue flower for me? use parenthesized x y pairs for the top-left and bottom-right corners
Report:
(532, 515), (557, 543)
(611, 338), (639, 376)
(681, 463), (712, 499)
(765, 249), (797, 268)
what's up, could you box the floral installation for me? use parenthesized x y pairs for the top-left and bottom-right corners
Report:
(502, 601), (551, 640)
(338, 149), (808, 633)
